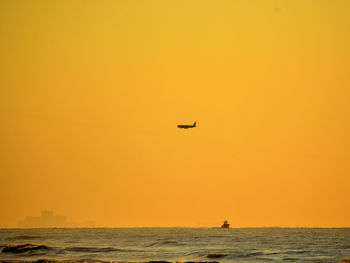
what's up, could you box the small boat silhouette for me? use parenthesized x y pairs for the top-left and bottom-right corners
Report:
(221, 220), (230, 228)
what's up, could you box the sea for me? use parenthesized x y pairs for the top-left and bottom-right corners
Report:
(0, 228), (349, 263)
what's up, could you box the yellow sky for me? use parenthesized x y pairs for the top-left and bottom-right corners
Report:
(1, 0), (349, 227)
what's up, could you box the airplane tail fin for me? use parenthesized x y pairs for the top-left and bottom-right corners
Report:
(193, 122), (196, 127)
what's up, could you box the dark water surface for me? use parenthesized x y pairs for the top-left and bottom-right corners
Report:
(0, 228), (349, 262)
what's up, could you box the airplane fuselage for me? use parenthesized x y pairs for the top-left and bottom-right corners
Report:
(177, 125), (194, 129)
(177, 122), (196, 129)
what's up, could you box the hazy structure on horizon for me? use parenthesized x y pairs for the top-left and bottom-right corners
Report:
(18, 211), (95, 228)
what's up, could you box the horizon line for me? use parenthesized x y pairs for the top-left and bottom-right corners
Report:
(1, 226), (350, 229)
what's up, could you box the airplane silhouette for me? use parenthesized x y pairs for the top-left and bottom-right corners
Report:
(177, 122), (197, 129)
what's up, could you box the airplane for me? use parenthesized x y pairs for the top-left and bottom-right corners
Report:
(177, 122), (197, 129)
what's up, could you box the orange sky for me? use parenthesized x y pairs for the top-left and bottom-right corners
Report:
(1, 0), (349, 228)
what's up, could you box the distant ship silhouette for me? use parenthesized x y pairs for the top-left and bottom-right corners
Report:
(221, 220), (230, 228)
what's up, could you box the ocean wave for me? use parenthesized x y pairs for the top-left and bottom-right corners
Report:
(283, 250), (309, 255)
(237, 251), (265, 257)
(264, 252), (280, 255)
(226, 251), (270, 259)
(7, 235), (43, 240)
(283, 257), (297, 261)
(207, 252), (228, 258)
(2, 243), (52, 254)
(150, 261), (220, 263)
(341, 245), (350, 249)
(14, 259), (110, 263)
(64, 246), (143, 253)
(146, 240), (185, 247)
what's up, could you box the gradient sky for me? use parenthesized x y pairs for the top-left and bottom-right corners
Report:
(1, 0), (349, 228)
